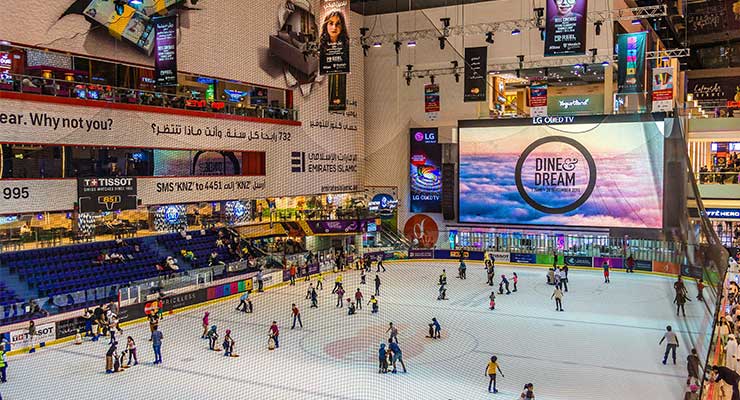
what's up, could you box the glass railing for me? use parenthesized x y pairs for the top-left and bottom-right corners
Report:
(0, 73), (299, 121)
(696, 171), (740, 184)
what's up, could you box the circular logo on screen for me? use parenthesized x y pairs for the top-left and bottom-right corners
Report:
(514, 136), (597, 214)
(403, 214), (439, 249)
(414, 131), (425, 142)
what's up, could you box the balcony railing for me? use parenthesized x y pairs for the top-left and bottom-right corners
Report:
(0, 73), (299, 121)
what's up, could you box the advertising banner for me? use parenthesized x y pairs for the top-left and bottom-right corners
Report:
(633, 259), (653, 271)
(687, 0), (740, 36)
(593, 256), (624, 269)
(433, 249), (485, 261)
(154, 16), (177, 87)
(424, 83), (440, 121)
(77, 177), (137, 213)
(306, 219), (372, 234)
(652, 67), (674, 112)
(464, 47), (487, 102)
(368, 193), (398, 219)
(408, 249), (435, 259)
(319, 0), (350, 74)
(529, 82), (548, 117)
(410, 128), (442, 213)
(544, 0), (588, 56)
(328, 73), (347, 111)
(459, 116), (665, 228)
(403, 214), (439, 248)
(548, 94), (604, 116)
(510, 253), (537, 264)
(653, 261), (680, 275)
(618, 32), (647, 94)
(564, 255), (593, 267)
(681, 264), (703, 279)
(687, 77), (740, 106)
(7, 322), (55, 349)
(488, 252), (511, 262)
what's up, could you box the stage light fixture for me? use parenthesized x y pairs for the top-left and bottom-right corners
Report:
(594, 21), (602, 35)
(430, 75), (435, 85)
(540, 27), (546, 41)
(485, 32), (494, 44)
(129, 0), (143, 5)
(373, 42), (382, 48)
(407, 41), (417, 47)
(631, 19), (641, 25)
(394, 41), (401, 54)
(511, 28), (521, 35)
(438, 36), (446, 50)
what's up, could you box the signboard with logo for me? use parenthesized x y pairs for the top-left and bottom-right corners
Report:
(634, 259), (653, 271)
(510, 252), (537, 264)
(410, 128), (442, 213)
(548, 94), (603, 116)
(564, 255), (592, 267)
(154, 16), (177, 87)
(464, 47), (487, 102)
(425, 83), (440, 121)
(705, 208), (740, 219)
(319, 0), (350, 74)
(77, 177), (137, 213)
(7, 322), (55, 350)
(488, 251), (511, 262)
(652, 67), (674, 112)
(593, 256), (623, 269)
(458, 115), (665, 228)
(408, 249), (435, 259)
(403, 214), (439, 249)
(544, 0), (588, 57)
(529, 82), (548, 117)
(306, 219), (370, 234)
(368, 193), (398, 219)
(328, 73), (347, 111)
(687, 77), (740, 106)
(617, 32), (647, 94)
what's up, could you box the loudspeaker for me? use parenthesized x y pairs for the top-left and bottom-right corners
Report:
(442, 163), (455, 220)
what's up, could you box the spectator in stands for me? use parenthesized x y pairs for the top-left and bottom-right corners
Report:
(115, 238), (124, 247)
(180, 249), (196, 262)
(208, 251), (225, 267)
(133, 244), (141, 253)
(109, 252), (125, 263)
(166, 256), (179, 271)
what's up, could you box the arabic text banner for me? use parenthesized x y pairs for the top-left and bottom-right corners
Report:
(459, 118), (665, 228)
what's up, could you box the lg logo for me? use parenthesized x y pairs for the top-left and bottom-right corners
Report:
(414, 131), (436, 143)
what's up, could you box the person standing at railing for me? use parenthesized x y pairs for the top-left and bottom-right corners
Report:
(711, 365), (740, 400)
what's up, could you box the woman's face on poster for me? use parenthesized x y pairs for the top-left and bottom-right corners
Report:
(556, 0), (576, 16)
(327, 15), (343, 42)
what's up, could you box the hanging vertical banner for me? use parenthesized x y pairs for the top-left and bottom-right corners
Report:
(410, 128), (442, 213)
(319, 0), (350, 75)
(544, 0), (588, 56)
(328, 73), (347, 111)
(617, 32), (647, 94)
(464, 47), (487, 102)
(652, 67), (674, 112)
(424, 83), (440, 121)
(529, 81), (548, 117)
(154, 16), (177, 87)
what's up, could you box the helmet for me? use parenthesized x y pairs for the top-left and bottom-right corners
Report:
(211, 325), (217, 330)
(226, 329), (231, 335)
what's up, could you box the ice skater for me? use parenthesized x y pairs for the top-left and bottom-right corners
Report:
(126, 336), (138, 366)
(332, 273), (343, 293)
(459, 259), (467, 279)
(355, 288), (364, 310)
(674, 276), (688, 297)
(375, 275), (381, 296)
(223, 330), (235, 357)
(602, 261), (610, 283)
(687, 348), (702, 385)
(552, 286), (564, 311)
(388, 339), (407, 373)
(485, 355), (504, 393)
(500, 275), (511, 294)
(377, 256), (386, 272)
(369, 295), (379, 313)
(289, 264), (297, 286)
(440, 269), (447, 286)
(378, 343), (388, 373)
(360, 268), (367, 285)
(660, 325), (679, 365)
(237, 291), (251, 312)
(521, 383), (535, 399)
(201, 312), (210, 338)
(489, 291), (496, 310)
(316, 272), (324, 290)
(675, 289), (691, 317)
(438, 282), (448, 300)
(291, 304), (303, 329)
(431, 318), (441, 338)
(105, 341), (117, 374)
(310, 287), (318, 308)
(207, 325), (220, 351)
(336, 286), (345, 308)
(305, 284), (314, 300)
(386, 322), (399, 343)
(486, 264), (495, 286)
(269, 321), (280, 349)
(83, 309), (94, 338)
(560, 267), (569, 292)
(512, 272), (518, 292)
(151, 325), (163, 364)
(347, 299), (356, 315)
(256, 269), (264, 292)
(697, 279), (705, 302)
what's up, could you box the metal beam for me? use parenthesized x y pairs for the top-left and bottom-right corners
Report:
(365, 5), (667, 43)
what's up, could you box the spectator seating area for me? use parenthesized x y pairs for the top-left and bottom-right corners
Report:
(0, 239), (162, 297)
(156, 230), (240, 269)
(0, 282), (21, 306)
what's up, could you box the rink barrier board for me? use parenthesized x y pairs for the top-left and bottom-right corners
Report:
(6, 256), (703, 356)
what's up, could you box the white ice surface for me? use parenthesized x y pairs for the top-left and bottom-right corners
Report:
(1, 262), (708, 400)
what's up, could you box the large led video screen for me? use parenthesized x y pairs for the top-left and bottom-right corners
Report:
(459, 116), (665, 228)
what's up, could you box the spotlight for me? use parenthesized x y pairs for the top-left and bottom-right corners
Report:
(454, 72), (460, 83)
(601, 60), (610, 67)
(594, 21), (602, 36)
(362, 44), (370, 57)
(540, 27), (546, 41)
(516, 69), (521, 78)
(511, 28), (521, 35)
(405, 64), (413, 86)
(407, 41), (417, 47)
(440, 17), (451, 29)
(129, 0), (143, 5)
(394, 41), (401, 54)
(430, 75), (435, 85)
(373, 42), (382, 48)
(662, 56), (671, 62)
(406, 76), (412, 86)
(485, 32), (494, 44)
(114, 0), (125, 15)
(360, 27), (369, 37)
(438, 36), (446, 50)
(451, 60), (460, 82)
(631, 19), (641, 25)
(590, 48), (598, 63)
(534, 7), (544, 18)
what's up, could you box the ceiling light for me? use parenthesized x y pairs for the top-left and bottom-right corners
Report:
(373, 42), (382, 48)
(407, 41), (416, 47)
(631, 19), (641, 25)
(485, 32), (494, 44)
(511, 28), (521, 35)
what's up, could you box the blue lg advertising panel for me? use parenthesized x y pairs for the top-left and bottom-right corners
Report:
(410, 128), (441, 213)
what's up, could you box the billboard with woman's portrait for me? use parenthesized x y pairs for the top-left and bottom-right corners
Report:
(319, 0), (350, 74)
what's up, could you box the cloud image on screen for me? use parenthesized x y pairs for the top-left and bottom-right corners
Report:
(459, 120), (664, 228)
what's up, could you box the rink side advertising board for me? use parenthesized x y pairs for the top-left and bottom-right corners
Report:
(634, 259), (653, 272)
(8, 322), (55, 349)
(408, 249), (435, 259)
(593, 256), (623, 269)
(564, 255), (592, 267)
(510, 253), (537, 264)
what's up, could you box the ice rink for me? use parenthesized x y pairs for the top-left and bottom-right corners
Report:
(1, 261), (709, 400)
